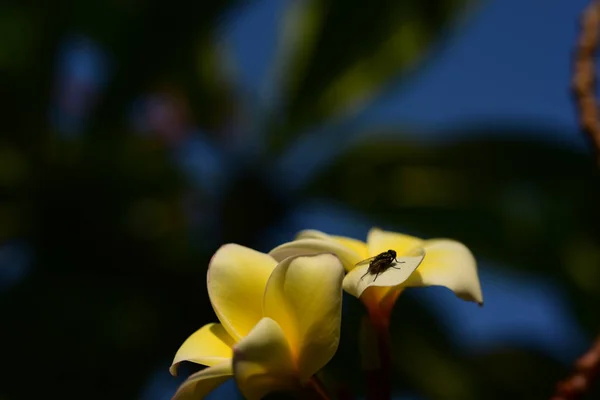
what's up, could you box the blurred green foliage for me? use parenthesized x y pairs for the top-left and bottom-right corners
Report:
(309, 130), (600, 331)
(1, 0), (599, 399)
(266, 0), (472, 146)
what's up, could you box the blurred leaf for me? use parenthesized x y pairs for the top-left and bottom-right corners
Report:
(469, 348), (566, 400)
(84, 0), (247, 136)
(388, 294), (569, 400)
(268, 0), (477, 148)
(0, 4), (41, 76)
(389, 293), (479, 400)
(1, 0), (247, 144)
(306, 128), (600, 329)
(29, 135), (198, 271)
(0, 144), (30, 241)
(0, 136), (218, 400)
(307, 129), (598, 269)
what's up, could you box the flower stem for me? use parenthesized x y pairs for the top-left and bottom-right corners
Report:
(307, 376), (332, 400)
(363, 309), (393, 400)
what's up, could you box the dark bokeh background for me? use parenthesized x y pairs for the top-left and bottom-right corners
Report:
(2, 0), (600, 399)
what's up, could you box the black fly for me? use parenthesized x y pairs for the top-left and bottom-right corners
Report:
(357, 249), (404, 282)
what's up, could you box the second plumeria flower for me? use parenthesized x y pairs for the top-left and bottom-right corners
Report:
(269, 228), (483, 320)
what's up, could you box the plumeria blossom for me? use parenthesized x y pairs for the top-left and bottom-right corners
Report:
(269, 228), (483, 319)
(170, 244), (345, 400)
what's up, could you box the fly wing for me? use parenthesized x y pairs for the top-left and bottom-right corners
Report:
(355, 255), (377, 266)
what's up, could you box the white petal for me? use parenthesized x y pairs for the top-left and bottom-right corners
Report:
(343, 248), (425, 298)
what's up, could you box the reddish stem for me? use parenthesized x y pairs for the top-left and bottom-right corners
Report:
(550, 336), (600, 400)
(573, 0), (600, 164)
(307, 376), (333, 400)
(557, 0), (600, 396)
(364, 307), (393, 400)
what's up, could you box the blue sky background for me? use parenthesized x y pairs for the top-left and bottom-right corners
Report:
(227, 0), (589, 147)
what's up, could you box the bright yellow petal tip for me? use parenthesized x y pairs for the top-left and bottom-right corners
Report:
(171, 362), (233, 400)
(406, 239), (484, 305)
(170, 323), (235, 376)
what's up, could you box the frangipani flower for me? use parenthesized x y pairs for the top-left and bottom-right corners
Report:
(269, 228), (482, 320)
(170, 244), (344, 400)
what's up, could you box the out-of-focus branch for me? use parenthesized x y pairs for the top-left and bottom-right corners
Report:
(550, 336), (600, 400)
(553, 3), (600, 399)
(573, 0), (600, 163)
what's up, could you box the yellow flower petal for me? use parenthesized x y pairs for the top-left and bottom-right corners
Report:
(208, 244), (277, 341)
(232, 318), (300, 400)
(170, 323), (235, 376)
(295, 229), (331, 240)
(331, 236), (369, 259)
(359, 285), (396, 311)
(296, 229), (369, 260)
(171, 361), (233, 400)
(263, 254), (345, 381)
(367, 228), (423, 257)
(342, 248), (425, 299)
(269, 239), (361, 272)
(404, 239), (483, 304)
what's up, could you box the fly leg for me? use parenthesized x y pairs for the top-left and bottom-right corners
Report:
(390, 260), (405, 270)
(360, 270), (370, 281)
(373, 272), (381, 282)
